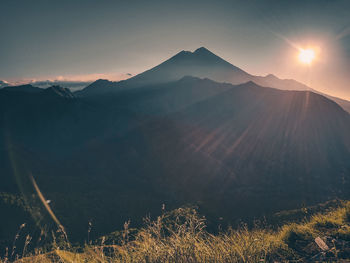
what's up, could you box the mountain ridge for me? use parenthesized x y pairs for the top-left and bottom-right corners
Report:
(1, 84), (42, 93)
(1, 75), (350, 245)
(75, 47), (350, 113)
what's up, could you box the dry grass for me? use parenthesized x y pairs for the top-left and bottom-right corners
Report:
(2, 202), (350, 263)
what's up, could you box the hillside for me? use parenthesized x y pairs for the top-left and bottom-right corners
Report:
(1, 77), (350, 248)
(3, 200), (350, 262)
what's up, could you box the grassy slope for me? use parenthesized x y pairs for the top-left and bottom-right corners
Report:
(2, 201), (350, 262)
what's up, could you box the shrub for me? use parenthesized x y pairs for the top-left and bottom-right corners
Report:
(279, 223), (315, 249)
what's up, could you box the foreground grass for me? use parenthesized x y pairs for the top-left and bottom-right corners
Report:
(3, 201), (350, 262)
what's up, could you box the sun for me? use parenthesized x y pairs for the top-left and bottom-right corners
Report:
(298, 49), (315, 65)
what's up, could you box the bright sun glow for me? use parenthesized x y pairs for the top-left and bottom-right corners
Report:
(298, 49), (315, 64)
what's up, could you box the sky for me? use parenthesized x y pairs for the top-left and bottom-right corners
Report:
(1, 0), (350, 99)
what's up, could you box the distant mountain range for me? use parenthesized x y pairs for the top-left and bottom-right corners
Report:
(1, 47), (350, 248)
(0, 80), (92, 92)
(31, 80), (92, 91)
(75, 47), (350, 113)
(3, 47), (350, 112)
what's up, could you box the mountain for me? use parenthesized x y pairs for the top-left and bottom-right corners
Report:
(120, 47), (251, 87)
(1, 84), (42, 93)
(30, 80), (92, 91)
(101, 78), (350, 218)
(0, 85), (75, 160)
(76, 78), (119, 95)
(76, 47), (350, 114)
(0, 84), (75, 98)
(75, 47), (251, 96)
(1, 76), (350, 246)
(43, 85), (75, 98)
(254, 74), (350, 113)
(321, 93), (350, 114)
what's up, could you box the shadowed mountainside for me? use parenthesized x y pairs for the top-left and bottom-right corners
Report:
(1, 77), (350, 245)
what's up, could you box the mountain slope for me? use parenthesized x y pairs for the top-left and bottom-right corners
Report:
(322, 93), (350, 113)
(11, 201), (350, 262)
(76, 79), (119, 95)
(3, 77), (350, 243)
(43, 85), (75, 98)
(254, 74), (350, 113)
(75, 47), (252, 96)
(1, 84), (42, 93)
(107, 79), (350, 218)
(121, 47), (251, 87)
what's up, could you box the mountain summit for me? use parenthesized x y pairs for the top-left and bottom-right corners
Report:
(120, 47), (251, 88)
(76, 47), (252, 96)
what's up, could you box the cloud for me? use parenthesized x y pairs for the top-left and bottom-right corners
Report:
(0, 80), (10, 88)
